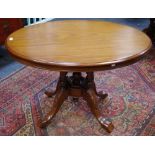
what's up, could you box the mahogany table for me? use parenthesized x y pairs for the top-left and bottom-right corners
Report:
(6, 20), (152, 133)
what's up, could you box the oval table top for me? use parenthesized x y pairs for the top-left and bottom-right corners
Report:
(6, 20), (152, 72)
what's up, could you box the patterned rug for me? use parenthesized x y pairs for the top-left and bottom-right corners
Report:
(1, 49), (155, 136)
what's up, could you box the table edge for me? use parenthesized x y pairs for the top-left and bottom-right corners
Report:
(5, 42), (152, 72)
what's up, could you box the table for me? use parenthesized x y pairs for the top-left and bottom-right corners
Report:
(6, 20), (152, 133)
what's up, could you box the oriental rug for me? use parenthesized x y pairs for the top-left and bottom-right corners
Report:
(0, 50), (155, 136)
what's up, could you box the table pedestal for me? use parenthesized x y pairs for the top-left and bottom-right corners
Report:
(38, 72), (114, 133)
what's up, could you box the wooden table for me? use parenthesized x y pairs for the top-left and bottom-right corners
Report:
(6, 20), (152, 133)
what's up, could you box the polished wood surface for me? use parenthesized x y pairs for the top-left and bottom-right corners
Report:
(6, 20), (152, 72)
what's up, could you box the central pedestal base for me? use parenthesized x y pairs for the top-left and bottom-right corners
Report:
(38, 72), (114, 133)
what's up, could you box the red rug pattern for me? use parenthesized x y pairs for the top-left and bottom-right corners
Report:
(0, 50), (155, 136)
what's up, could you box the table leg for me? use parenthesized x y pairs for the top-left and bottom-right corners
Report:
(83, 87), (114, 133)
(45, 80), (60, 97)
(45, 72), (67, 97)
(38, 71), (114, 133)
(38, 72), (68, 128)
(86, 72), (108, 100)
(38, 87), (68, 128)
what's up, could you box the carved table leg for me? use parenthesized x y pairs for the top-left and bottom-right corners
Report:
(45, 90), (57, 97)
(45, 80), (60, 97)
(83, 88), (114, 133)
(86, 72), (108, 100)
(45, 72), (67, 97)
(38, 87), (68, 128)
(39, 72), (68, 128)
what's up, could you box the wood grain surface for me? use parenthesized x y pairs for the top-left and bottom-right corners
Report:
(6, 20), (152, 71)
